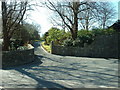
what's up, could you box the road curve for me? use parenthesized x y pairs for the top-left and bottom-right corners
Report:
(1, 43), (119, 88)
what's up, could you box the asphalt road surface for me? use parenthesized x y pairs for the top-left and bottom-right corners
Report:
(0, 42), (119, 88)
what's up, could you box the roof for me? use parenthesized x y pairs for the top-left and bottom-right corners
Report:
(109, 20), (120, 32)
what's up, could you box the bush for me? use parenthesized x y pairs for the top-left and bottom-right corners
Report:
(91, 28), (115, 36)
(9, 39), (24, 50)
(63, 30), (95, 47)
(44, 27), (71, 45)
(77, 30), (94, 46)
(63, 38), (85, 47)
(63, 30), (94, 47)
(63, 29), (115, 47)
(72, 39), (83, 47)
(103, 28), (115, 35)
(17, 46), (28, 50)
(63, 39), (73, 46)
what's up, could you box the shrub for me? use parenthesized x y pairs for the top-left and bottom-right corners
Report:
(91, 28), (115, 36)
(63, 30), (94, 47)
(72, 39), (83, 47)
(77, 30), (94, 46)
(63, 39), (73, 46)
(17, 46), (28, 50)
(44, 27), (71, 45)
(103, 28), (115, 35)
(63, 29), (115, 47)
(9, 39), (24, 50)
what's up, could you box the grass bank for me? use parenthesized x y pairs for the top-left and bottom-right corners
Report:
(41, 42), (51, 53)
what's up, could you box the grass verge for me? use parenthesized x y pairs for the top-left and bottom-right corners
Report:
(41, 42), (51, 53)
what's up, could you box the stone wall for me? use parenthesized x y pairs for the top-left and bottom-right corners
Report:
(51, 33), (120, 58)
(2, 48), (34, 68)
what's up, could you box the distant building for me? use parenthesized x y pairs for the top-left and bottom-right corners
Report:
(109, 20), (120, 32)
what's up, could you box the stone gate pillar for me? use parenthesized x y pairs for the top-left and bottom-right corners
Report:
(51, 41), (54, 54)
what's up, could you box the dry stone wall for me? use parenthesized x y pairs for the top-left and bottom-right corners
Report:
(51, 33), (120, 59)
(2, 48), (34, 68)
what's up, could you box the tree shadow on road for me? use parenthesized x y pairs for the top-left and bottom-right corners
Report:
(33, 55), (119, 87)
(14, 67), (72, 89)
(3, 55), (72, 89)
(2, 52), (119, 88)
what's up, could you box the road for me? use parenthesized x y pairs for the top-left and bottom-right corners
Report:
(0, 43), (119, 88)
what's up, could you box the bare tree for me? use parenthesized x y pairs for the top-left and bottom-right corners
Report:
(78, 2), (97, 30)
(45, 1), (116, 33)
(2, 1), (32, 51)
(95, 2), (116, 29)
(43, 0), (90, 40)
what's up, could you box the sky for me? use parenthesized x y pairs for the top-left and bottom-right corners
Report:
(26, 7), (53, 36)
(26, 0), (119, 36)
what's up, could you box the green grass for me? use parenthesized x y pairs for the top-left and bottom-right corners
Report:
(34, 40), (41, 41)
(41, 42), (51, 53)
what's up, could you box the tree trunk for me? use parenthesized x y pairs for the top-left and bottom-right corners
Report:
(85, 16), (89, 31)
(2, 2), (10, 51)
(71, 2), (79, 40)
(71, 30), (77, 40)
(103, 21), (105, 29)
(3, 35), (10, 51)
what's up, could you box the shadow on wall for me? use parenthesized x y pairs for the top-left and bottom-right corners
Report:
(2, 55), (43, 69)
(2, 49), (35, 68)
